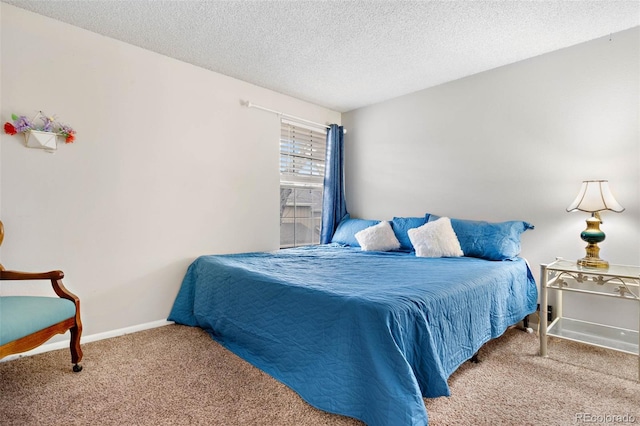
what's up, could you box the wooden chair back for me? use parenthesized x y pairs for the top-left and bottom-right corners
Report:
(0, 220), (4, 270)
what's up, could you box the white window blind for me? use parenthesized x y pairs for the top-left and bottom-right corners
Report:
(280, 119), (327, 188)
(280, 119), (326, 248)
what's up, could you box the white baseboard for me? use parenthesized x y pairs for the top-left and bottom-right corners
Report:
(1, 319), (174, 363)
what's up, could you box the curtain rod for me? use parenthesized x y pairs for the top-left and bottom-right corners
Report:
(241, 100), (345, 133)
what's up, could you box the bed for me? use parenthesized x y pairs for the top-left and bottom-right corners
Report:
(169, 215), (537, 425)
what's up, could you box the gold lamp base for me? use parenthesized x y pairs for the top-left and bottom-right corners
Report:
(577, 254), (609, 269)
(577, 214), (609, 269)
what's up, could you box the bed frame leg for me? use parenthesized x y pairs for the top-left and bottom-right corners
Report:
(522, 315), (534, 333)
(470, 315), (535, 365)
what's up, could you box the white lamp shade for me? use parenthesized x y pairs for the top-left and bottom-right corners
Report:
(566, 180), (625, 213)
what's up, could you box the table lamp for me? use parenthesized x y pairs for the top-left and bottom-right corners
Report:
(566, 180), (624, 268)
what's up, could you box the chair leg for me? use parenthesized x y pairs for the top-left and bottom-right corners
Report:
(69, 325), (83, 372)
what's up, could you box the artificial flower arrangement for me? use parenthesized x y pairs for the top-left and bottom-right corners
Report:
(4, 111), (76, 144)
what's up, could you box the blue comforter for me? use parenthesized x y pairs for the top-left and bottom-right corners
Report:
(169, 245), (537, 425)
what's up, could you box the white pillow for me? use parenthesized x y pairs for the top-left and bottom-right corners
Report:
(355, 221), (401, 252)
(407, 217), (464, 258)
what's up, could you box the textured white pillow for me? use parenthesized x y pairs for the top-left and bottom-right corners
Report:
(355, 221), (401, 252)
(407, 217), (464, 258)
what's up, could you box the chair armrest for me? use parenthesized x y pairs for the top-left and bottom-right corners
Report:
(0, 270), (64, 280)
(0, 269), (78, 302)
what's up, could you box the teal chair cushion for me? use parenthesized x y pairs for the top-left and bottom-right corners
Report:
(0, 296), (76, 346)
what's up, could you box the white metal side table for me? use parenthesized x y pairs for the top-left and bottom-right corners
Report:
(539, 258), (639, 380)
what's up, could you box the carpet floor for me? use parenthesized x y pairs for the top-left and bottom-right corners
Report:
(0, 324), (638, 425)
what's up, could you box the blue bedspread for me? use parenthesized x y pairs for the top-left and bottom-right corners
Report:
(168, 245), (537, 425)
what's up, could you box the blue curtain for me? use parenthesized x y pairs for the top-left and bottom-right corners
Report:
(320, 124), (348, 244)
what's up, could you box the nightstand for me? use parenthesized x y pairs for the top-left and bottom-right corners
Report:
(539, 258), (639, 380)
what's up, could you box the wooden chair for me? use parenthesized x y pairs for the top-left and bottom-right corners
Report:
(0, 220), (83, 372)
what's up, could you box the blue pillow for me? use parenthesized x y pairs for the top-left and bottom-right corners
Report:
(427, 213), (439, 222)
(426, 214), (533, 260)
(331, 215), (380, 247)
(391, 216), (428, 251)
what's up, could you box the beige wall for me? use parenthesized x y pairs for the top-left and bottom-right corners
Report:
(2, 4), (637, 340)
(0, 4), (340, 338)
(343, 27), (640, 329)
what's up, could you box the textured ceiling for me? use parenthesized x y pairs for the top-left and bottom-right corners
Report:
(3, 1), (640, 112)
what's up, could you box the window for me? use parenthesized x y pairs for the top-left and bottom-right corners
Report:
(280, 119), (327, 248)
